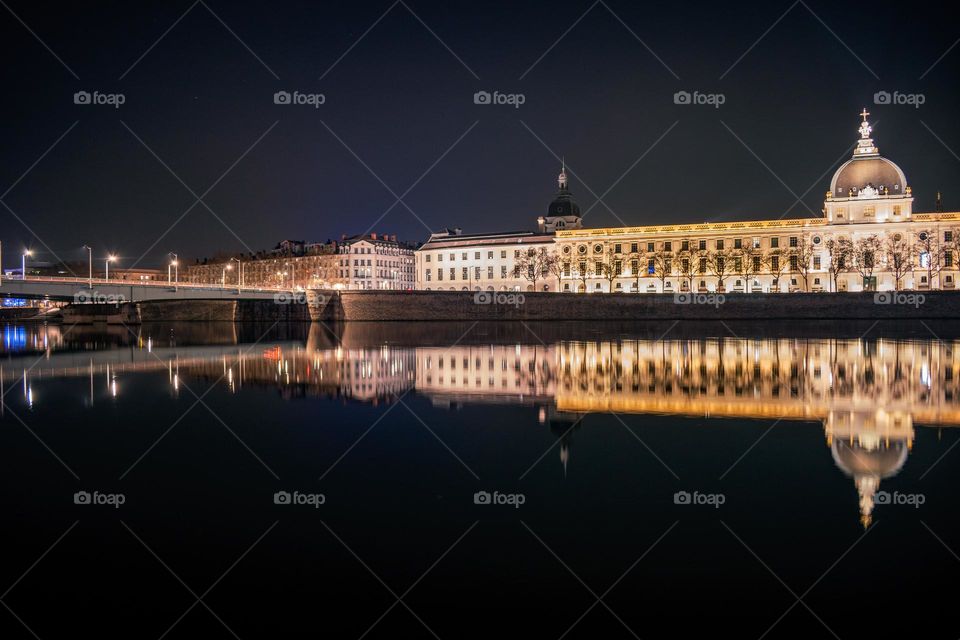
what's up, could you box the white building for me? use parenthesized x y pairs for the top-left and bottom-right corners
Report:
(337, 233), (417, 290)
(416, 166), (583, 291)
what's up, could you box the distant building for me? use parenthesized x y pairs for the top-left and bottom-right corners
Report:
(184, 234), (417, 290)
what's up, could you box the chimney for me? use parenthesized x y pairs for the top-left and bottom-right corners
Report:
(390, 234), (397, 242)
(371, 233), (377, 240)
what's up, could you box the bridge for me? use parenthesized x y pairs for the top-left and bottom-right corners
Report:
(0, 276), (294, 302)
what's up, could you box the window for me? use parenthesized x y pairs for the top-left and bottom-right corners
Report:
(488, 266), (494, 279)
(664, 241), (672, 251)
(615, 260), (622, 276)
(562, 262), (570, 277)
(863, 206), (875, 217)
(449, 268), (456, 280)
(578, 261), (586, 275)
(789, 255), (798, 271)
(752, 237), (761, 249)
(462, 253), (467, 260)
(487, 251), (493, 259)
(595, 261), (603, 274)
(631, 259), (639, 274)
(501, 250), (506, 259)
(946, 231), (954, 243)
(699, 257), (707, 273)
(438, 253), (443, 262)
(770, 237), (779, 248)
(770, 256), (780, 271)
(734, 257), (742, 272)
(734, 238), (742, 249)
(789, 236), (798, 248)
(501, 266), (507, 277)
(425, 254), (431, 262)
(716, 239), (724, 250)
(698, 240), (707, 251)
(893, 205), (902, 216)
(437, 269), (443, 281)
(681, 240), (689, 251)
(813, 256), (821, 269)
(474, 267), (480, 280)
(630, 243), (638, 253)
(425, 269), (432, 281)
(681, 258), (690, 273)
(614, 243), (622, 254)
(647, 242), (654, 252)
(514, 250), (521, 258)
(647, 258), (655, 274)
(947, 251), (954, 268)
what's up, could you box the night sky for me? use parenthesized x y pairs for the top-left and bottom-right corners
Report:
(2, 0), (959, 270)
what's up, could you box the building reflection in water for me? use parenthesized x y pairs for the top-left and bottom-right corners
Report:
(3, 326), (957, 523)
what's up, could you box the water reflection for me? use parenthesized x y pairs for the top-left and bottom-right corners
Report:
(2, 322), (957, 524)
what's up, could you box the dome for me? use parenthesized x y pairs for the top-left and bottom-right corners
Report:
(830, 156), (907, 197)
(831, 439), (908, 479)
(548, 190), (581, 218)
(828, 109), (908, 197)
(547, 164), (581, 217)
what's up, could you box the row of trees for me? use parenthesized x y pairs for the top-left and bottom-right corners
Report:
(512, 229), (957, 292)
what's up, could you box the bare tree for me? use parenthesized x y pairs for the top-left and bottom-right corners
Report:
(652, 247), (672, 292)
(676, 248), (696, 292)
(915, 227), (945, 290)
(573, 258), (593, 293)
(765, 248), (790, 292)
(733, 246), (762, 292)
(852, 235), (882, 290)
(793, 234), (816, 291)
(514, 247), (552, 291)
(825, 236), (853, 292)
(597, 245), (622, 292)
(547, 251), (565, 292)
(707, 247), (732, 291)
(884, 234), (914, 290)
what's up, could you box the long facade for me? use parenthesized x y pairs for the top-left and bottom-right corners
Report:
(416, 112), (959, 293)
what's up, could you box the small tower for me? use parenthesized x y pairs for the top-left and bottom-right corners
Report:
(538, 161), (583, 233)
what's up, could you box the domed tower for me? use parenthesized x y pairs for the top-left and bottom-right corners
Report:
(538, 162), (583, 233)
(824, 109), (912, 224)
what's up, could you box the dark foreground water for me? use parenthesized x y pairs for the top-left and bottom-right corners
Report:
(1, 320), (959, 639)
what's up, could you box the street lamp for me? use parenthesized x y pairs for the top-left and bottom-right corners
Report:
(168, 253), (178, 291)
(105, 254), (117, 280)
(22, 250), (33, 280)
(222, 263), (233, 287)
(82, 245), (93, 288)
(230, 257), (242, 291)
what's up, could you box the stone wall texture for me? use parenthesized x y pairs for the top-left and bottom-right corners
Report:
(332, 290), (960, 321)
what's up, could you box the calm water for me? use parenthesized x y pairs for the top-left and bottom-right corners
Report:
(2, 320), (959, 638)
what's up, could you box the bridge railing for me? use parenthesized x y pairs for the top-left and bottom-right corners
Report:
(5, 275), (295, 293)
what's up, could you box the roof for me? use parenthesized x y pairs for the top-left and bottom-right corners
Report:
(419, 230), (555, 250)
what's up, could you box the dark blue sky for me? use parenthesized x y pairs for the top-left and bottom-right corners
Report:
(2, 0), (959, 269)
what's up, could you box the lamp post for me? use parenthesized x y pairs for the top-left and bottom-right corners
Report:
(230, 258), (241, 292)
(168, 253), (178, 291)
(82, 245), (93, 288)
(222, 263), (233, 288)
(105, 255), (116, 280)
(22, 250), (33, 280)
